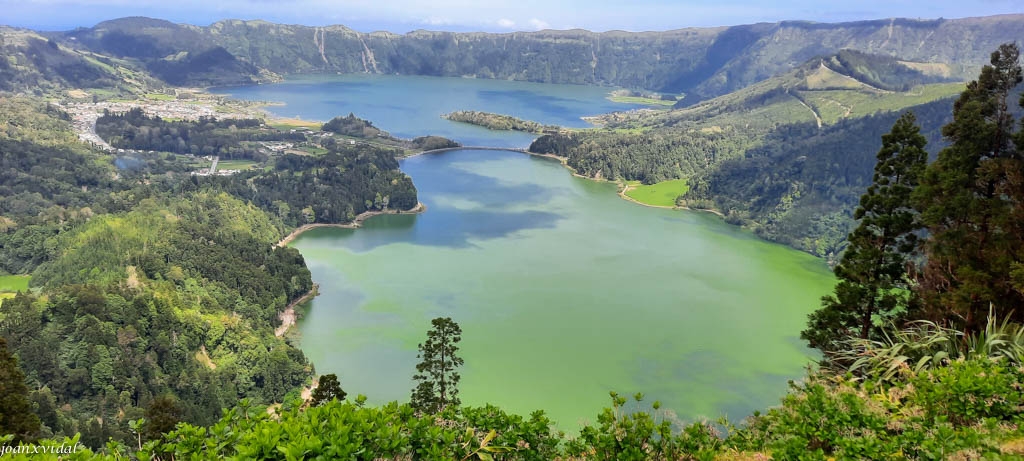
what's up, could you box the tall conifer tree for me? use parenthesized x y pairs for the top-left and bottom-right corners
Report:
(0, 337), (40, 442)
(915, 43), (1024, 332)
(803, 112), (927, 354)
(410, 317), (463, 413)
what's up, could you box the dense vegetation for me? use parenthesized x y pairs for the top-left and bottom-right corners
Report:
(443, 111), (559, 133)
(322, 114), (459, 152)
(9, 352), (1024, 459)
(200, 146), (419, 227)
(802, 112), (927, 353)
(0, 95), (422, 448)
(321, 113), (385, 139)
(802, 44), (1024, 359)
(684, 99), (954, 259)
(0, 98), (199, 274)
(530, 129), (751, 184)
(95, 108), (304, 160)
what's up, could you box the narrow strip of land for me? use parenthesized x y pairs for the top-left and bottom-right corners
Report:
(405, 146), (528, 157)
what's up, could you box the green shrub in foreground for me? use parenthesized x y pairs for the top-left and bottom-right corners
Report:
(9, 357), (1024, 460)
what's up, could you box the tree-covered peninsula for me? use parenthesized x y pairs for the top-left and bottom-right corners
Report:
(442, 111), (560, 133)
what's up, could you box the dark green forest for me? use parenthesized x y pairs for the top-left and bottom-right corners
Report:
(444, 111), (560, 133)
(200, 147), (419, 227)
(683, 98), (955, 259)
(95, 109), (304, 160)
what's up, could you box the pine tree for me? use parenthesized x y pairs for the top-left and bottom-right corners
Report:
(0, 337), (40, 442)
(410, 317), (463, 413)
(802, 112), (927, 354)
(915, 43), (1024, 332)
(310, 373), (346, 406)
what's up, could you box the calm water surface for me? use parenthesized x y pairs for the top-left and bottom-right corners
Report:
(219, 74), (643, 147)
(222, 75), (835, 429)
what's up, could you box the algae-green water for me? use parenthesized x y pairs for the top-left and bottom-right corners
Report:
(223, 75), (836, 429)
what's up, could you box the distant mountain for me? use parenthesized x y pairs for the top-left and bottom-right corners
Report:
(48, 14), (1024, 99)
(0, 26), (144, 93)
(63, 18), (262, 87)
(593, 49), (963, 131)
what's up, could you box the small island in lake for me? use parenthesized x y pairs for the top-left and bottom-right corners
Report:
(442, 110), (562, 134)
(322, 113), (461, 152)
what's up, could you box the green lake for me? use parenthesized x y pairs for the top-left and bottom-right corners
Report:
(220, 75), (836, 429)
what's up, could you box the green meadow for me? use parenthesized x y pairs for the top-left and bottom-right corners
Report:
(217, 159), (260, 170)
(0, 274), (30, 305)
(624, 178), (689, 207)
(0, 274), (30, 292)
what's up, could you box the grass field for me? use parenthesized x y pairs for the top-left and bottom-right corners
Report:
(801, 82), (964, 124)
(269, 118), (323, 130)
(144, 93), (176, 101)
(217, 159), (260, 171)
(0, 274), (30, 293)
(624, 178), (689, 207)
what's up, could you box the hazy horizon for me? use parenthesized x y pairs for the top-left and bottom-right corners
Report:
(4, 0), (1022, 34)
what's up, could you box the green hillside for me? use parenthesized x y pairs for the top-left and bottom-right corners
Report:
(0, 27), (154, 96)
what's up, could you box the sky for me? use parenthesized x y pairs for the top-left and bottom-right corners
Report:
(2, 0), (1022, 32)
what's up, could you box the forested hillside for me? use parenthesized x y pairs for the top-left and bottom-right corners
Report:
(0, 27), (155, 95)
(52, 15), (1024, 100)
(683, 98), (954, 258)
(0, 96), (421, 447)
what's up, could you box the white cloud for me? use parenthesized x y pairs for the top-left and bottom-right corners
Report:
(423, 16), (453, 26)
(496, 18), (515, 28)
(527, 17), (548, 30)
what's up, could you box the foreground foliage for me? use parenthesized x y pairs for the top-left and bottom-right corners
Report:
(6, 354), (1024, 460)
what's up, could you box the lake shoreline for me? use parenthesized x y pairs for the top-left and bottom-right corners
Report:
(410, 145), (729, 218)
(275, 284), (319, 338)
(275, 202), (427, 248)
